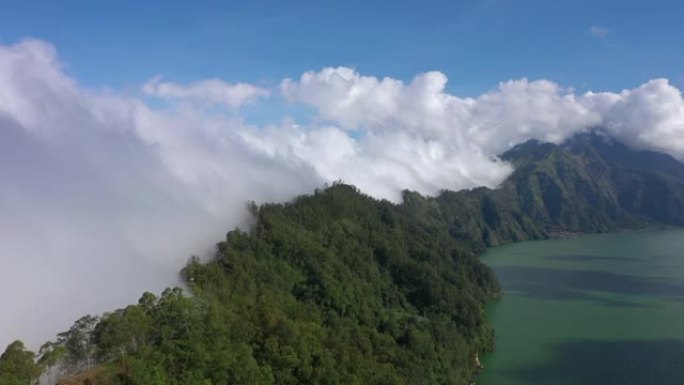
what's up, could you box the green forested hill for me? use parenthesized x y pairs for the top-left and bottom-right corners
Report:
(480, 131), (684, 242)
(4, 132), (684, 385)
(437, 132), (684, 250)
(180, 185), (500, 384)
(36, 185), (501, 385)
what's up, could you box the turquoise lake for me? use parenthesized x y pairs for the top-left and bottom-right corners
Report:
(478, 230), (684, 385)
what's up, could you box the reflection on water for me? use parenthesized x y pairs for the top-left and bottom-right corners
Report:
(496, 266), (684, 302)
(544, 254), (640, 262)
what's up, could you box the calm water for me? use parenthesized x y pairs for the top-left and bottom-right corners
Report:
(478, 230), (684, 385)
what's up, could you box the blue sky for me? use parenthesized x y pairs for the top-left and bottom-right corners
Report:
(0, 0), (682, 95)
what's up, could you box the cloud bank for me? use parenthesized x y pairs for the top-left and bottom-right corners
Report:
(1, 38), (684, 349)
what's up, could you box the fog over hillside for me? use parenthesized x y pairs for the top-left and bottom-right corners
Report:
(2, 38), (684, 348)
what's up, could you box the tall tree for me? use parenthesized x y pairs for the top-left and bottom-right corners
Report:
(0, 340), (42, 385)
(57, 315), (98, 372)
(93, 305), (152, 362)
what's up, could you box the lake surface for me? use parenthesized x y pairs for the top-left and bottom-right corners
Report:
(478, 230), (684, 385)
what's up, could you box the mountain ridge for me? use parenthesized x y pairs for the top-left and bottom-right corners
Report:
(3, 131), (684, 385)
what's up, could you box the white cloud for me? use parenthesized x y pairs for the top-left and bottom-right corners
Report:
(584, 78), (684, 155)
(282, 67), (684, 162)
(143, 76), (269, 109)
(2, 40), (684, 350)
(0, 39), (316, 350)
(590, 25), (610, 40)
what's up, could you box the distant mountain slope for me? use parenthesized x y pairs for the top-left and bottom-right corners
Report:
(440, 131), (684, 248)
(564, 132), (684, 181)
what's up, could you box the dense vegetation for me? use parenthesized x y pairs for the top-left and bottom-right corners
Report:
(4, 132), (684, 385)
(16, 185), (500, 385)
